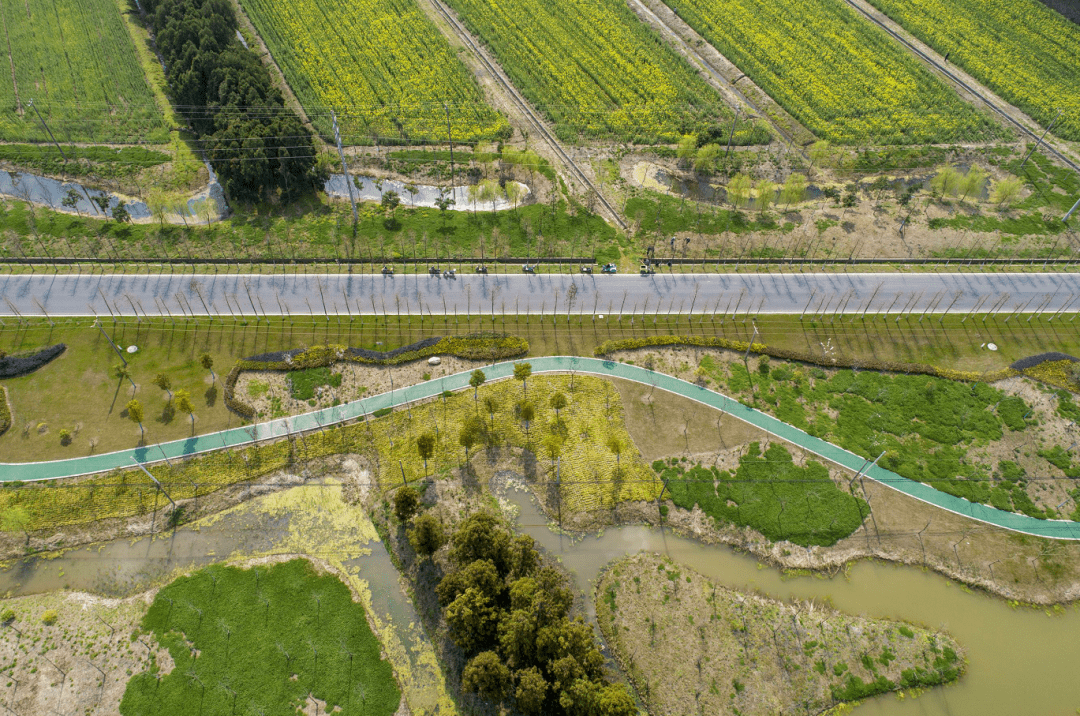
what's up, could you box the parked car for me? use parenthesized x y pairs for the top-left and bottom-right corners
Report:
(580, 265), (593, 274)
(381, 266), (394, 275)
(522, 264), (536, 274)
(601, 263), (618, 274)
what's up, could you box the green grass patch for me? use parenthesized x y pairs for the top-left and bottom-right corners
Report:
(0, 193), (618, 262)
(288, 367), (342, 401)
(626, 190), (780, 239)
(658, 442), (867, 546)
(709, 357), (1070, 518)
(120, 559), (400, 716)
(0, 145), (169, 180)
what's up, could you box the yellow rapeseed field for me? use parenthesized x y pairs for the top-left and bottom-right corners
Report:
(669, 0), (1003, 144)
(867, 0), (1080, 141)
(240, 0), (510, 143)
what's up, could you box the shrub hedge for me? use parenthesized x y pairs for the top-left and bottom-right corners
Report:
(594, 335), (1017, 383)
(0, 386), (11, 437)
(225, 333), (528, 418)
(0, 344), (66, 379)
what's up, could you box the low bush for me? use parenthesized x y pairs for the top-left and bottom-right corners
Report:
(225, 333), (528, 417)
(40, 609), (58, 625)
(0, 386), (11, 437)
(594, 335), (1016, 383)
(0, 344), (66, 379)
(658, 442), (867, 547)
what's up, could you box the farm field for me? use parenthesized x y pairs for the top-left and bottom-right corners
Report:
(662, 0), (1002, 144)
(866, 0), (1080, 142)
(0, 0), (167, 143)
(238, 0), (509, 143)
(442, 0), (769, 144)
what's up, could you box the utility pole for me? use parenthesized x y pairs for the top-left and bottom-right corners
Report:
(331, 110), (358, 235)
(28, 100), (66, 161)
(724, 110), (740, 160)
(1065, 195), (1080, 224)
(96, 320), (127, 366)
(132, 459), (176, 509)
(1018, 109), (1063, 170)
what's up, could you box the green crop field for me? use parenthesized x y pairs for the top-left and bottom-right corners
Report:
(443, 0), (768, 144)
(238, 0), (509, 144)
(866, 0), (1080, 141)
(664, 0), (1002, 144)
(0, 0), (167, 143)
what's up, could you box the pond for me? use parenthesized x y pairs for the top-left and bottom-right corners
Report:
(0, 169), (227, 224)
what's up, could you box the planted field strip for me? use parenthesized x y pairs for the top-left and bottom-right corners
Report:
(441, 0), (765, 144)
(238, 0), (509, 144)
(0, 0), (166, 142)
(865, 0), (1080, 142)
(663, 0), (1002, 144)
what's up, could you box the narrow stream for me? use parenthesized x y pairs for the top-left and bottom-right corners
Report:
(2, 483), (1078, 715)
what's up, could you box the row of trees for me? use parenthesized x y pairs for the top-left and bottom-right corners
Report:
(394, 504), (635, 716)
(142, 0), (320, 203)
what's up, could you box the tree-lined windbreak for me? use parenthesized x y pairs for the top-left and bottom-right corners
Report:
(142, 0), (319, 202)
(120, 559), (400, 716)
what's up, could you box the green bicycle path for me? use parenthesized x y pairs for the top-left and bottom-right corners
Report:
(3, 356), (1078, 540)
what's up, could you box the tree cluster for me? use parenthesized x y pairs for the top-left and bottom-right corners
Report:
(142, 0), (320, 203)
(436, 513), (635, 716)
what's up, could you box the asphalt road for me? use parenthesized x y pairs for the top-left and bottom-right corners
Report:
(3, 272), (1080, 317)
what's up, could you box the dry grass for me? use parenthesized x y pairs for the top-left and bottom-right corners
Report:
(596, 552), (963, 716)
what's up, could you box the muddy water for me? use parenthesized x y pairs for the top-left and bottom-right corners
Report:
(501, 485), (1080, 716)
(4, 483), (1080, 715)
(0, 504), (421, 687)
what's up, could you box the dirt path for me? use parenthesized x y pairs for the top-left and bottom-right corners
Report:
(630, 0), (815, 150)
(418, 0), (627, 230)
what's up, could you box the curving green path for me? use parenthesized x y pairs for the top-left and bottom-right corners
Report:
(3, 357), (1079, 540)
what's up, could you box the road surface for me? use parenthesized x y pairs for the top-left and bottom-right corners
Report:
(2, 272), (1080, 317)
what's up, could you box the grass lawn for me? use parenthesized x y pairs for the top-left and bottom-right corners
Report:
(120, 559), (400, 716)
(0, 194), (624, 265)
(2, 310), (1079, 463)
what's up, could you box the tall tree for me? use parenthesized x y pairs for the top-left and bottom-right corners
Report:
(470, 369), (486, 402)
(417, 432), (436, 475)
(152, 373), (173, 399)
(175, 389), (195, 430)
(550, 392), (567, 419)
(513, 363), (532, 398)
(127, 399), (145, 439)
(0, 506), (30, 545)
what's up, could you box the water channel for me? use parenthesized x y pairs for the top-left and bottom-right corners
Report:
(1, 481), (1077, 716)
